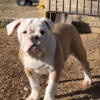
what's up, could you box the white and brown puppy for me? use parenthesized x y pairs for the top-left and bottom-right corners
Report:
(6, 18), (92, 100)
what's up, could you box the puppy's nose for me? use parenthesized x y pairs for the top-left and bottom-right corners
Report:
(30, 36), (40, 43)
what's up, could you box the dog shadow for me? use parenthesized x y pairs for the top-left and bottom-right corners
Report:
(72, 22), (92, 34)
(40, 75), (100, 100)
(56, 75), (100, 100)
(59, 75), (100, 84)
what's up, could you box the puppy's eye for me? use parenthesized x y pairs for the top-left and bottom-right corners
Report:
(23, 30), (27, 34)
(40, 30), (45, 35)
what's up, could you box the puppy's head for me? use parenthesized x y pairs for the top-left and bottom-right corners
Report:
(6, 18), (54, 57)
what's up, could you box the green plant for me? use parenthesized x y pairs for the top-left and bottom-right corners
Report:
(0, 23), (6, 28)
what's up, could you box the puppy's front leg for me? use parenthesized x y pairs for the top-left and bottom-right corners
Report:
(43, 70), (58, 100)
(24, 67), (40, 100)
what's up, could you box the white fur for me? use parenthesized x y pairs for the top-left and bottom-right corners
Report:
(22, 22), (57, 99)
(23, 30), (56, 73)
(81, 64), (92, 86)
(23, 52), (54, 73)
(26, 70), (40, 100)
(6, 18), (54, 52)
(40, 18), (54, 31)
(83, 71), (92, 85)
(6, 18), (24, 35)
(7, 18), (57, 100)
(44, 72), (58, 100)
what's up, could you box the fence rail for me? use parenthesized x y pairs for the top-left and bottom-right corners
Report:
(47, 0), (100, 17)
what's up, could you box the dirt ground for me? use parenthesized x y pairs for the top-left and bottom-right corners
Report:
(0, 28), (100, 100)
(0, 0), (39, 18)
(0, 0), (100, 100)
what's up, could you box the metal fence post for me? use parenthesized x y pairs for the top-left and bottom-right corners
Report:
(69, 0), (71, 13)
(90, 0), (92, 15)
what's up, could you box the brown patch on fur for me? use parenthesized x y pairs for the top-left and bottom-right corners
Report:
(53, 37), (64, 82)
(24, 67), (33, 78)
(53, 24), (91, 82)
(50, 71), (57, 81)
(19, 46), (33, 78)
(28, 47), (42, 58)
(19, 46), (24, 65)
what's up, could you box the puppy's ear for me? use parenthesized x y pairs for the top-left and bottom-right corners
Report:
(6, 18), (24, 35)
(40, 18), (54, 31)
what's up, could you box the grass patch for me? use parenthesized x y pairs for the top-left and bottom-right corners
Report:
(0, 23), (6, 28)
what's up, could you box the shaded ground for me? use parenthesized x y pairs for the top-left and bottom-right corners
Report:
(0, 0), (100, 100)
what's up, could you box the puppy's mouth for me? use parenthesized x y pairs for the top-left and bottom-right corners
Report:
(28, 44), (42, 57)
(29, 44), (41, 51)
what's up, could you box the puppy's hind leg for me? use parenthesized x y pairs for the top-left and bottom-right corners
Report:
(81, 60), (92, 87)
(72, 39), (92, 87)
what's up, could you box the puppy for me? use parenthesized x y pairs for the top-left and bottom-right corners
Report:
(6, 18), (92, 100)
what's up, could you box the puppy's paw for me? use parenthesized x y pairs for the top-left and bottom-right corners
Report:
(82, 78), (92, 87)
(43, 94), (54, 100)
(25, 96), (34, 100)
(43, 97), (54, 100)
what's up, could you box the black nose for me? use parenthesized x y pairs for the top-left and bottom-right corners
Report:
(30, 36), (40, 43)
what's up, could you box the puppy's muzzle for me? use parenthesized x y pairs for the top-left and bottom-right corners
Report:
(30, 36), (40, 43)
(28, 36), (42, 57)
(29, 36), (41, 50)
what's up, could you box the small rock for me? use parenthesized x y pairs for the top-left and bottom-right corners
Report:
(23, 87), (28, 91)
(1, 89), (5, 93)
(20, 90), (23, 93)
(22, 94), (27, 99)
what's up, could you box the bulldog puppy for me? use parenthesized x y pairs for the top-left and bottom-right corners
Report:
(6, 18), (92, 100)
